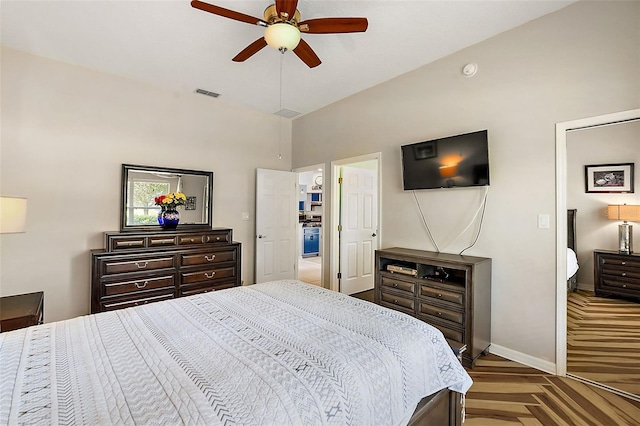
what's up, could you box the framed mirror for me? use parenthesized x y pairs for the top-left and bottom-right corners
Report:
(121, 164), (213, 232)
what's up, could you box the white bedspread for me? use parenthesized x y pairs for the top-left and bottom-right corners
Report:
(0, 280), (472, 425)
(567, 248), (579, 280)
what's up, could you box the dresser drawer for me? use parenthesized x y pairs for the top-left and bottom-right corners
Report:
(380, 275), (415, 296)
(101, 255), (176, 275)
(148, 236), (178, 248)
(602, 266), (640, 281)
(418, 302), (464, 326)
(181, 266), (236, 286)
(103, 275), (175, 297)
(180, 281), (237, 297)
(101, 291), (175, 311)
(180, 249), (237, 267)
(420, 285), (464, 306)
(380, 290), (415, 313)
(177, 230), (232, 246)
(111, 236), (147, 251)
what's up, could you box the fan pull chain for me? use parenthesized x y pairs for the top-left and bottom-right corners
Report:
(278, 50), (284, 160)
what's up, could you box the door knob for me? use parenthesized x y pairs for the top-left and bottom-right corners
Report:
(258, 234), (265, 239)
(372, 233), (377, 237)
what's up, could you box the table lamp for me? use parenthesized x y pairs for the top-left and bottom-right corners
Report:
(0, 197), (27, 234)
(607, 204), (640, 254)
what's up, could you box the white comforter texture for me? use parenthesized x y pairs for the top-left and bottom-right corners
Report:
(0, 280), (472, 425)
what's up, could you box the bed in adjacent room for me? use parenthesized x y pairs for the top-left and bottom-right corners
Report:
(567, 209), (579, 291)
(0, 280), (471, 425)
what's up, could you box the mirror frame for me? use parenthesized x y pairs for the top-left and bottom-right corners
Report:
(120, 164), (213, 232)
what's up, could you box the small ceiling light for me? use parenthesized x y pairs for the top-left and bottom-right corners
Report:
(265, 23), (301, 51)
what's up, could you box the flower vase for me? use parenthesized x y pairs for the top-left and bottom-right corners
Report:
(161, 208), (180, 230)
(157, 206), (166, 225)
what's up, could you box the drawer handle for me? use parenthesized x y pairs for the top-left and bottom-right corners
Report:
(621, 272), (627, 277)
(393, 283), (398, 288)
(216, 236), (221, 241)
(437, 312), (442, 316)
(122, 241), (143, 247)
(205, 272), (216, 279)
(205, 255), (216, 262)
(621, 261), (626, 265)
(135, 281), (148, 289)
(189, 238), (195, 243)
(437, 293), (443, 298)
(135, 261), (148, 269)
(203, 235), (210, 243)
(623, 284), (627, 288)
(393, 299), (398, 304)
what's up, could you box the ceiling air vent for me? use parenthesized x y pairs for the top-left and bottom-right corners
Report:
(275, 109), (301, 118)
(195, 88), (220, 98)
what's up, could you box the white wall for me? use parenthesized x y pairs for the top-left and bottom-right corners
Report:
(292, 1), (640, 365)
(0, 47), (292, 322)
(567, 120), (640, 288)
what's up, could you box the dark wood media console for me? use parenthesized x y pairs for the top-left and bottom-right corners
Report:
(375, 247), (491, 368)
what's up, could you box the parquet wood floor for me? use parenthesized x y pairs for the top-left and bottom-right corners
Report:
(567, 290), (640, 397)
(465, 354), (640, 425)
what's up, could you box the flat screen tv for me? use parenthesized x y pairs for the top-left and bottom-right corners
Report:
(401, 130), (489, 190)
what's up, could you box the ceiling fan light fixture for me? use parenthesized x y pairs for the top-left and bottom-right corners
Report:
(265, 23), (301, 51)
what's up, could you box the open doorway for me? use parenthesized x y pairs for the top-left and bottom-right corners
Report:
(330, 153), (381, 295)
(294, 164), (324, 287)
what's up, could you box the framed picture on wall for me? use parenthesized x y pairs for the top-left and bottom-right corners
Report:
(584, 163), (634, 193)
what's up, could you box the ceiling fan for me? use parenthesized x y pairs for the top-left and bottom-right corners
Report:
(191, 0), (368, 68)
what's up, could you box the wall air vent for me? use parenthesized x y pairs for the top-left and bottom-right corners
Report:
(194, 89), (220, 98)
(275, 109), (301, 118)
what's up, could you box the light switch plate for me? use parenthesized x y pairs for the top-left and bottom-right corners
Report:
(538, 214), (550, 229)
(241, 212), (250, 221)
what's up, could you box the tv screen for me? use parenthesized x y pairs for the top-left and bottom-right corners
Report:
(401, 130), (489, 190)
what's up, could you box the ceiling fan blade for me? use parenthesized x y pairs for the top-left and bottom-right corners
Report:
(299, 18), (368, 34)
(232, 38), (268, 62)
(191, 0), (267, 26)
(293, 39), (321, 68)
(275, 0), (299, 20)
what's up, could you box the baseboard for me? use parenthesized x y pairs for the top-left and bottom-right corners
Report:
(489, 343), (556, 375)
(576, 282), (593, 292)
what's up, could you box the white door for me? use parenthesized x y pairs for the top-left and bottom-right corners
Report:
(255, 169), (298, 283)
(339, 166), (378, 294)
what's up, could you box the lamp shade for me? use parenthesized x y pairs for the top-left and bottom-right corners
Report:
(0, 197), (27, 233)
(264, 23), (301, 50)
(607, 204), (640, 222)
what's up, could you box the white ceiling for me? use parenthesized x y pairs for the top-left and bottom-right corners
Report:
(2, 0), (575, 118)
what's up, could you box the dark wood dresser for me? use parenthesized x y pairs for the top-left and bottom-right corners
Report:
(0, 291), (44, 332)
(375, 247), (491, 368)
(594, 250), (640, 301)
(91, 228), (241, 313)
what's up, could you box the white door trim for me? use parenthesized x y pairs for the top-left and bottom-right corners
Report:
(330, 152), (382, 293)
(293, 163), (325, 286)
(555, 108), (640, 376)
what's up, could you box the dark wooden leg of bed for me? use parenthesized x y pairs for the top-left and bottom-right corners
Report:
(407, 389), (463, 426)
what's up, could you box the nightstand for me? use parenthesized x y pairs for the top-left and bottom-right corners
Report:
(594, 250), (640, 301)
(0, 291), (44, 332)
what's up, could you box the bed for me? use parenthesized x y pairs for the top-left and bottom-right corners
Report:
(0, 280), (472, 425)
(567, 209), (579, 291)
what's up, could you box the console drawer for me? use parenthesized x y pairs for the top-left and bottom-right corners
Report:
(420, 285), (464, 306)
(380, 290), (415, 313)
(380, 275), (415, 296)
(418, 302), (464, 326)
(421, 317), (464, 343)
